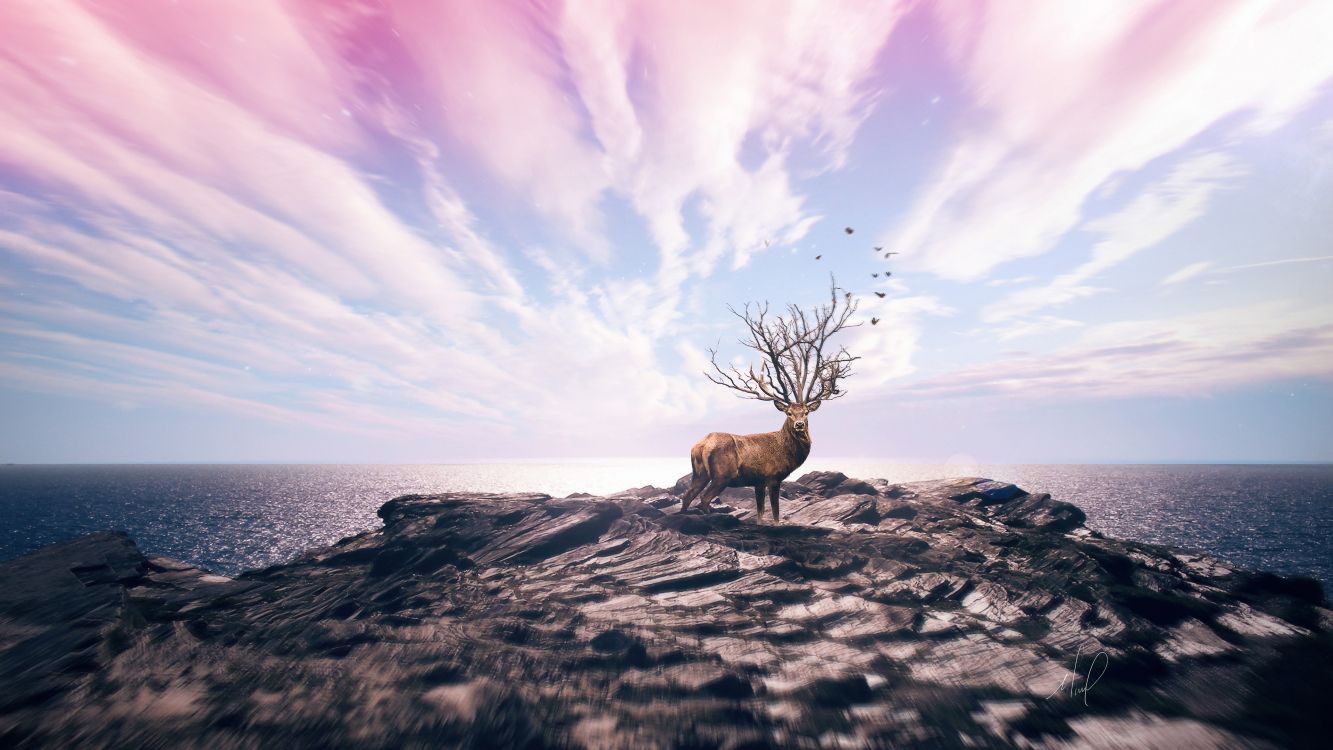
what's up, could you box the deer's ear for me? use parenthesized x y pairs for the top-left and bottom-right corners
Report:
(774, 401), (788, 412)
(807, 401), (820, 412)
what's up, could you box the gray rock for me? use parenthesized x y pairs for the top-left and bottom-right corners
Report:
(0, 478), (1326, 749)
(793, 470), (882, 498)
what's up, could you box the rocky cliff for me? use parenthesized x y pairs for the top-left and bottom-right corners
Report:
(1, 473), (1329, 749)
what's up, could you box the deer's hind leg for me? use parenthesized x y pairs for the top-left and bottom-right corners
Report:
(698, 448), (737, 513)
(697, 476), (729, 513)
(680, 471), (709, 512)
(754, 485), (766, 521)
(680, 446), (709, 512)
(767, 482), (781, 522)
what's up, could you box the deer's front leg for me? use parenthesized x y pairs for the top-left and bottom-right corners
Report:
(754, 485), (766, 522)
(768, 483), (781, 523)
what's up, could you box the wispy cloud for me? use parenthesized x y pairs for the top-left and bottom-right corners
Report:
(552, 0), (907, 288)
(903, 302), (1333, 401)
(990, 316), (1084, 342)
(846, 288), (954, 388)
(0, 1), (1329, 461)
(1161, 261), (1214, 286)
(984, 152), (1243, 325)
(887, 0), (1333, 281)
(0, 0), (905, 452)
(1215, 255), (1333, 273)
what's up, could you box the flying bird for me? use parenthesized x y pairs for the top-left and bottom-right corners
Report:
(815, 254), (822, 260)
(884, 251), (899, 257)
(871, 317), (880, 325)
(875, 292), (886, 298)
(884, 271), (892, 277)
(871, 273), (879, 278)
(844, 227), (854, 235)
(874, 246), (883, 251)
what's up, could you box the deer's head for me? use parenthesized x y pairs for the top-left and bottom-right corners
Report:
(704, 277), (859, 429)
(777, 401), (819, 435)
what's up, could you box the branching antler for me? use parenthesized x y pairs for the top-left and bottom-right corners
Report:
(706, 276), (861, 407)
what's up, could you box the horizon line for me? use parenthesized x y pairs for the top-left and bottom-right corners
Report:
(3, 459), (1330, 467)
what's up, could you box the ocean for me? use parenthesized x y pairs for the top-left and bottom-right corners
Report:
(1, 461), (1330, 586)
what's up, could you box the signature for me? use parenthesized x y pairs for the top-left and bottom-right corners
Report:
(1044, 643), (1108, 706)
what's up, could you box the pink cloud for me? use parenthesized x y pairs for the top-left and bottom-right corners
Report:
(388, 0), (613, 257)
(0, 1), (481, 323)
(372, 0), (907, 287)
(77, 0), (363, 153)
(890, 0), (1333, 280)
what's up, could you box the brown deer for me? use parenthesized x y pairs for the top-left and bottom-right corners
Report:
(680, 279), (859, 522)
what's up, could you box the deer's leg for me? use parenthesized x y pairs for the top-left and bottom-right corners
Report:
(680, 472), (709, 512)
(754, 485), (765, 521)
(680, 447), (709, 512)
(768, 483), (781, 522)
(698, 477), (729, 513)
(697, 446), (735, 513)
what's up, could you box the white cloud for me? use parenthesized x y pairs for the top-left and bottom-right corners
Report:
(991, 316), (1084, 342)
(888, 0), (1333, 281)
(1216, 255), (1333, 273)
(555, 0), (906, 292)
(985, 275), (1036, 287)
(1160, 261), (1214, 286)
(844, 289), (954, 390)
(983, 152), (1242, 324)
(901, 300), (1333, 401)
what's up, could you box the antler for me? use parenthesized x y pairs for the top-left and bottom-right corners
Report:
(799, 281), (859, 407)
(706, 301), (802, 406)
(705, 276), (860, 407)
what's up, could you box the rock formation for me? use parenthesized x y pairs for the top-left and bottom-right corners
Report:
(1, 473), (1329, 749)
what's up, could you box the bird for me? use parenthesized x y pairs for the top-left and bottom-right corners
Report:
(844, 291), (853, 301)
(874, 246), (883, 251)
(884, 271), (892, 277)
(884, 251), (899, 257)
(871, 317), (880, 325)
(871, 273), (879, 278)
(875, 292), (886, 298)
(764, 239), (770, 247)
(844, 227), (854, 235)
(815, 254), (822, 260)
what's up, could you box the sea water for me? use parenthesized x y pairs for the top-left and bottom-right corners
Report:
(1, 462), (1329, 585)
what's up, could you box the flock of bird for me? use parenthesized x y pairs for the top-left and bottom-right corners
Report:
(812, 226), (896, 326)
(759, 226), (898, 326)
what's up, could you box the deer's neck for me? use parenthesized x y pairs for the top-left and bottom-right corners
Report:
(781, 419), (812, 465)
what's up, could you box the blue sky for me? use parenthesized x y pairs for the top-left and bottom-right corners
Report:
(1, 1), (1331, 463)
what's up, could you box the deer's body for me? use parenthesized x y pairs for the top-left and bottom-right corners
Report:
(685, 279), (857, 522)
(680, 405), (814, 521)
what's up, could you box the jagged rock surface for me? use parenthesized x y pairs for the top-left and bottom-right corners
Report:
(1, 474), (1329, 749)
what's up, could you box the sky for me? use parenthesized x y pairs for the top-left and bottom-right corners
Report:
(1, 0), (1331, 464)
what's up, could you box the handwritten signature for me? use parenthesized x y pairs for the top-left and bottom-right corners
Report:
(1044, 644), (1109, 706)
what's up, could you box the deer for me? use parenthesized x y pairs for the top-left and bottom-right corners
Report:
(680, 279), (860, 522)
